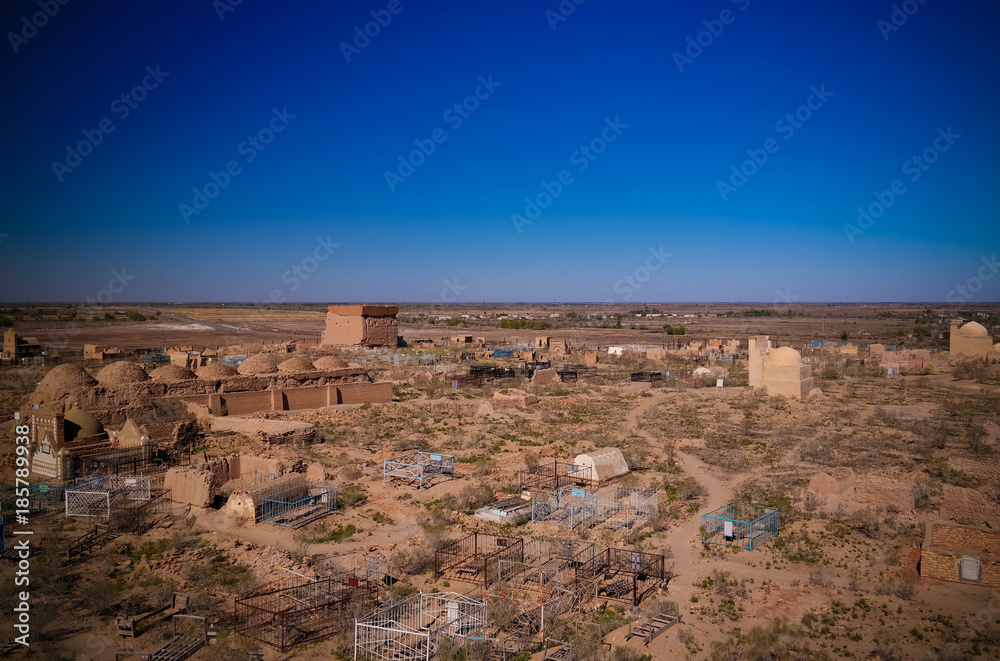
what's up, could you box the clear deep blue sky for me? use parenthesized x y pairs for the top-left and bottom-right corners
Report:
(1, 0), (998, 303)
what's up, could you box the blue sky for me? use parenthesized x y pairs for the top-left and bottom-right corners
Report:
(1, 0), (997, 303)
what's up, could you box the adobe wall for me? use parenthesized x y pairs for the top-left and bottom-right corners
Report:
(881, 350), (935, 371)
(164, 467), (215, 508)
(951, 335), (992, 360)
(197, 453), (287, 484)
(761, 363), (814, 399)
(321, 314), (364, 346)
(338, 382), (394, 404)
(159, 380), (220, 397)
(362, 315), (398, 346)
(232, 453), (287, 478)
(921, 522), (1000, 587)
(176, 382), (391, 415)
(320, 305), (399, 347)
(34, 369), (368, 419)
(493, 388), (539, 408)
(218, 391), (274, 416)
(284, 386), (333, 410)
(164, 453), (292, 509)
(532, 369), (560, 385)
(70, 384), (159, 411)
(748, 336), (769, 388)
(201, 455), (238, 485)
(326, 304), (398, 316)
(211, 371), (364, 392)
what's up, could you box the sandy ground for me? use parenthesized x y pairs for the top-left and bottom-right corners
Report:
(9, 304), (1000, 660)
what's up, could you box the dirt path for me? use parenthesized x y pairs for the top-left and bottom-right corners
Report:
(599, 390), (736, 655)
(666, 450), (733, 600)
(622, 390), (735, 602)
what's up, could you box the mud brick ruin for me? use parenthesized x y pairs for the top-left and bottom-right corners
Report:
(24, 353), (393, 477)
(320, 304), (398, 347)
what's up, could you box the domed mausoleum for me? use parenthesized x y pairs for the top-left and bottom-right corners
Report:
(748, 336), (815, 399)
(950, 320), (994, 360)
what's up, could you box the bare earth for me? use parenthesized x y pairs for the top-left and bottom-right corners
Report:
(3, 302), (998, 660)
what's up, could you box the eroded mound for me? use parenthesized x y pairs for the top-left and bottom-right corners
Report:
(36, 363), (98, 393)
(196, 363), (238, 379)
(278, 356), (316, 373)
(237, 353), (278, 375)
(313, 355), (349, 370)
(96, 361), (150, 385)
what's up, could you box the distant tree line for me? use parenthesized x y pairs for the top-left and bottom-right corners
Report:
(724, 309), (781, 317)
(499, 319), (552, 330)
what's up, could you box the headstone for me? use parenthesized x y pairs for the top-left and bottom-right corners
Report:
(960, 555), (981, 581)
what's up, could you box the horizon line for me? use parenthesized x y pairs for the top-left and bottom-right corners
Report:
(2, 301), (999, 307)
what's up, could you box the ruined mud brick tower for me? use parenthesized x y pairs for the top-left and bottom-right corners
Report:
(320, 305), (398, 347)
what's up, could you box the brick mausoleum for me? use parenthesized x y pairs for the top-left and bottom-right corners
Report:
(920, 522), (1000, 587)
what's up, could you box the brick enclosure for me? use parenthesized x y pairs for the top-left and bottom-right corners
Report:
(32, 366), (371, 428)
(920, 522), (1000, 587)
(182, 382), (393, 415)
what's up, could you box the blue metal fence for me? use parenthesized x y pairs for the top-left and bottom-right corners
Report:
(701, 502), (779, 550)
(0, 483), (70, 517)
(259, 484), (338, 528)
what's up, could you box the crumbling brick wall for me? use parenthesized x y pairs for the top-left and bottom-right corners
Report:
(164, 467), (216, 508)
(320, 305), (398, 347)
(361, 315), (398, 346)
